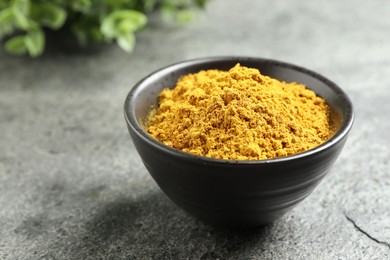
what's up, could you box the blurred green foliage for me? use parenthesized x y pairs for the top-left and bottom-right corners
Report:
(0, 0), (208, 57)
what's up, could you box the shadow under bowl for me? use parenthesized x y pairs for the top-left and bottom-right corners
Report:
(124, 57), (354, 228)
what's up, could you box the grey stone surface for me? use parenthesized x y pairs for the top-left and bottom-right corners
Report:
(1, 0), (389, 259)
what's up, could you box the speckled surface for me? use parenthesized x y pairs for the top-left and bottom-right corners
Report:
(1, 0), (389, 259)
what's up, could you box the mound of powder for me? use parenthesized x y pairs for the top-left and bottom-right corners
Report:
(146, 64), (331, 160)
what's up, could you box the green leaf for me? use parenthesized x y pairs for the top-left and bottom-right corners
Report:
(117, 32), (135, 53)
(195, 0), (208, 8)
(89, 27), (104, 42)
(12, 0), (30, 29)
(118, 19), (137, 34)
(101, 10), (147, 38)
(71, 0), (92, 13)
(4, 35), (27, 55)
(0, 8), (15, 38)
(30, 3), (67, 29)
(2, 0), (209, 57)
(176, 10), (194, 22)
(104, 0), (139, 10)
(0, 2), (9, 10)
(24, 29), (44, 57)
(161, 4), (176, 23)
(160, 0), (206, 23)
(71, 23), (88, 46)
(144, 0), (157, 12)
(12, 0), (30, 16)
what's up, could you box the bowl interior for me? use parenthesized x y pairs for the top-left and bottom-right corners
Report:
(127, 57), (353, 153)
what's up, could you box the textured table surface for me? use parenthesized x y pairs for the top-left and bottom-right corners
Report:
(1, 0), (390, 259)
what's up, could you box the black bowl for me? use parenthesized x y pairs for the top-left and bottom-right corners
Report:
(124, 57), (354, 228)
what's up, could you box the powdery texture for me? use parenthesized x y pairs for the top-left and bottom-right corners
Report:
(147, 64), (330, 160)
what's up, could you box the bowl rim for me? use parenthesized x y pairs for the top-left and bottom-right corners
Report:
(124, 56), (354, 165)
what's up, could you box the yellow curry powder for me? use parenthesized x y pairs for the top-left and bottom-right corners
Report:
(146, 64), (331, 160)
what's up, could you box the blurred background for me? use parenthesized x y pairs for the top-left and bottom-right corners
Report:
(1, 0), (389, 259)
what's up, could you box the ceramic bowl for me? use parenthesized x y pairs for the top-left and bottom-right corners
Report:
(124, 57), (354, 228)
